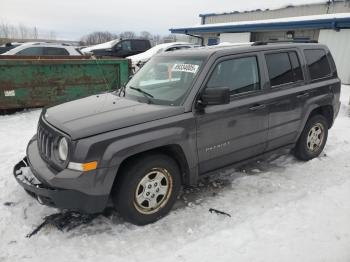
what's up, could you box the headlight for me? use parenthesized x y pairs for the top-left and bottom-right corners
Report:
(58, 137), (68, 161)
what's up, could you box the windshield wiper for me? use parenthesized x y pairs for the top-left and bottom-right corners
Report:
(129, 86), (154, 102)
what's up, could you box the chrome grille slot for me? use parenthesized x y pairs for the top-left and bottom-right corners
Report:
(47, 134), (52, 158)
(37, 121), (56, 162)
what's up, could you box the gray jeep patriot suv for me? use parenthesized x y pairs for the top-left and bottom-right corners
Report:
(14, 42), (341, 225)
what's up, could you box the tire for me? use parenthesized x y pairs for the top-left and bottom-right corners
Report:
(294, 115), (328, 161)
(112, 154), (181, 225)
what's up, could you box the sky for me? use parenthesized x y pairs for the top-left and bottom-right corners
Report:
(1, 0), (323, 40)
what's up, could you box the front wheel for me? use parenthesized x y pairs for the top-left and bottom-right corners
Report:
(294, 115), (328, 161)
(112, 154), (181, 225)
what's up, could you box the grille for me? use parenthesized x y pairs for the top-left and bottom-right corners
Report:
(36, 117), (68, 171)
(37, 123), (55, 161)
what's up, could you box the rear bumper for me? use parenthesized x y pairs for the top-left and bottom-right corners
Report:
(13, 139), (111, 214)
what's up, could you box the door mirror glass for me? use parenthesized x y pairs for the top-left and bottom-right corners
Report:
(200, 87), (230, 106)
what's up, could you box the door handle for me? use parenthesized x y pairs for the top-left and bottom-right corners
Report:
(249, 104), (266, 111)
(297, 92), (310, 99)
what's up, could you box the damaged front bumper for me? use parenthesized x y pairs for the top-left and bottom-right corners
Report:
(13, 158), (107, 213)
(13, 139), (110, 213)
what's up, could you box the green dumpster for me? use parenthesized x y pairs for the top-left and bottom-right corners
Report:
(0, 57), (130, 110)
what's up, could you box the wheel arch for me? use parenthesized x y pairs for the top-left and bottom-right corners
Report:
(308, 105), (334, 129)
(112, 144), (193, 191)
(296, 104), (334, 142)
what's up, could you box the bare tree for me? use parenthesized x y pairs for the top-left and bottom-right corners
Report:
(49, 31), (56, 40)
(119, 31), (136, 39)
(80, 31), (118, 45)
(0, 22), (11, 38)
(152, 34), (161, 45)
(140, 31), (152, 40)
(18, 24), (30, 39)
(33, 27), (38, 39)
(162, 34), (177, 43)
(0, 21), (42, 41)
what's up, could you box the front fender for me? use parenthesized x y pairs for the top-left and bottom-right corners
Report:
(72, 113), (198, 191)
(104, 126), (197, 169)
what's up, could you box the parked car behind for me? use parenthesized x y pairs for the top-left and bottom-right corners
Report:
(1, 42), (82, 56)
(13, 42), (341, 225)
(0, 42), (23, 54)
(127, 42), (200, 72)
(81, 39), (151, 58)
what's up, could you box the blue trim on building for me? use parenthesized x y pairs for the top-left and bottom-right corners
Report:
(170, 17), (350, 34)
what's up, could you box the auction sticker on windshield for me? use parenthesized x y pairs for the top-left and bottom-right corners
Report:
(172, 64), (199, 74)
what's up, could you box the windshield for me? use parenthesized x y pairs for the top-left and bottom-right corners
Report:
(124, 56), (204, 106)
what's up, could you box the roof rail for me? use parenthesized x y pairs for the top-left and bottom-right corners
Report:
(252, 40), (318, 46)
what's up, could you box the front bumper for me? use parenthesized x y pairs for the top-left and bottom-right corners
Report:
(13, 139), (111, 214)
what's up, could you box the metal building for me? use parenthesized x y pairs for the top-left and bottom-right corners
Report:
(170, 1), (350, 84)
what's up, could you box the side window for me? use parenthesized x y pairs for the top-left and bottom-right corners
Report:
(289, 52), (303, 81)
(44, 47), (69, 55)
(16, 47), (44, 55)
(304, 49), (331, 80)
(207, 56), (260, 95)
(132, 40), (148, 50)
(115, 43), (122, 49)
(121, 41), (132, 51)
(265, 52), (294, 86)
(265, 51), (304, 86)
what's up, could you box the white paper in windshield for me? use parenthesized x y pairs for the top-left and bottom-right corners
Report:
(172, 64), (199, 74)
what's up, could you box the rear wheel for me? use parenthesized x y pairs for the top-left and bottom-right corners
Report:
(112, 154), (181, 225)
(294, 115), (328, 161)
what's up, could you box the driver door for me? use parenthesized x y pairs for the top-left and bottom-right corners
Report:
(114, 40), (133, 57)
(196, 54), (269, 174)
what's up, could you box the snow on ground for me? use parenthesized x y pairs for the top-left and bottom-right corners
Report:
(1, 86), (350, 262)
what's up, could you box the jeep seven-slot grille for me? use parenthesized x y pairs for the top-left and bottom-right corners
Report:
(37, 122), (54, 161)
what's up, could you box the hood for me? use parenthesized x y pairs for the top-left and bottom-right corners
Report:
(45, 93), (185, 139)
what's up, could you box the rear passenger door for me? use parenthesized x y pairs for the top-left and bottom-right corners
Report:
(196, 53), (269, 174)
(264, 50), (305, 151)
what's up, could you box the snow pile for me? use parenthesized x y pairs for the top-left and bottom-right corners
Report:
(217, 42), (253, 46)
(81, 39), (120, 53)
(0, 86), (350, 262)
(127, 42), (191, 64)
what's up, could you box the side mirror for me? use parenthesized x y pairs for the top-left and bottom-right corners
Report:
(199, 87), (230, 107)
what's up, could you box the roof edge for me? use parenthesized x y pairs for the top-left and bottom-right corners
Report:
(171, 13), (350, 34)
(198, 1), (342, 18)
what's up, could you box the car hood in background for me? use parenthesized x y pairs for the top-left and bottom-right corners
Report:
(45, 93), (185, 139)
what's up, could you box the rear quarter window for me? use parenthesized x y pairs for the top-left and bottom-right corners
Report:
(304, 49), (331, 80)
